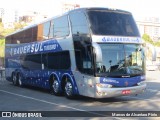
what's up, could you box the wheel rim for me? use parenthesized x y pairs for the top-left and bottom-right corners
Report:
(13, 75), (16, 85)
(18, 75), (22, 86)
(65, 81), (73, 96)
(52, 80), (59, 93)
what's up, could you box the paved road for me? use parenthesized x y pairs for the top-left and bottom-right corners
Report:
(0, 71), (160, 120)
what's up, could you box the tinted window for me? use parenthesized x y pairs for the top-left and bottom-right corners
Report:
(21, 54), (41, 70)
(48, 51), (70, 70)
(24, 28), (32, 43)
(5, 36), (12, 44)
(42, 53), (48, 69)
(8, 26), (38, 44)
(88, 10), (140, 36)
(70, 11), (89, 35)
(53, 15), (69, 38)
(32, 26), (38, 42)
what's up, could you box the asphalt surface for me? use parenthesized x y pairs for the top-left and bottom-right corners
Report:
(0, 70), (160, 120)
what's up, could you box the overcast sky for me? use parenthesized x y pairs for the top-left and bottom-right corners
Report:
(0, 0), (160, 20)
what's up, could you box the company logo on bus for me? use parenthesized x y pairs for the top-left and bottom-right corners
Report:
(102, 78), (119, 83)
(10, 40), (62, 56)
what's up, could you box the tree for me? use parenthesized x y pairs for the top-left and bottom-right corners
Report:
(0, 22), (14, 39)
(0, 22), (27, 39)
(154, 41), (160, 47)
(0, 39), (5, 57)
(142, 34), (154, 45)
(14, 22), (27, 31)
(0, 39), (5, 67)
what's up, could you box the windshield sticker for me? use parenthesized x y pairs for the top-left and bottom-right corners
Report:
(92, 36), (142, 43)
(102, 37), (141, 43)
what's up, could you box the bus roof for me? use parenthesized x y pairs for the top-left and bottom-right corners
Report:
(6, 7), (131, 38)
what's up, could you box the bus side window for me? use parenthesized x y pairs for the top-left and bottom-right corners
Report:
(22, 54), (41, 70)
(52, 15), (69, 38)
(47, 51), (71, 70)
(41, 53), (48, 69)
(24, 28), (32, 43)
(43, 21), (51, 40)
(32, 26), (38, 42)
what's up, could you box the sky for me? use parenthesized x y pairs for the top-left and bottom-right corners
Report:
(0, 0), (160, 20)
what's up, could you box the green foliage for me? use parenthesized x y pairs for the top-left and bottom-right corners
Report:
(0, 22), (27, 39)
(14, 22), (27, 30)
(0, 39), (5, 57)
(0, 39), (5, 45)
(0, 22), (14, 38)
(142, 34), (160, 47)
(154, 41), (160, 47)
(142, 34), (154, 44)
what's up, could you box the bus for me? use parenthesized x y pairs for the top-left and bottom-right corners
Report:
(5, 7), (146, 99)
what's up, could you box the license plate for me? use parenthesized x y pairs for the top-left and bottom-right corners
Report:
(122, 90), (131, 95)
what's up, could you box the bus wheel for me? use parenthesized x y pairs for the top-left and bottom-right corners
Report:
(17, 73), (23, 87)
(50, 75), (60, 96)
(64, 78), (74, 99)
(12, 73), (18, 86)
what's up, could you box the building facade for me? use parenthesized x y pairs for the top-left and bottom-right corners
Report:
(1, 8), (48, 29)
(136, 17), (160, 42)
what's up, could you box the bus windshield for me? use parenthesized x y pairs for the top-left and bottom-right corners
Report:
(88, 10), (140, 36)
(96, 44), (145, 77)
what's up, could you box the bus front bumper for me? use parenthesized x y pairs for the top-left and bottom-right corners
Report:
(95, 83), (146, 98)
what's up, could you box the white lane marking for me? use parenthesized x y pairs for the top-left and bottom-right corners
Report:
(0, 89), (112, 118)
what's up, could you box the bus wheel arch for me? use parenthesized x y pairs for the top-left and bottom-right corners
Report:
(49, 73), (61, 95)
(61, 74), (75, 99)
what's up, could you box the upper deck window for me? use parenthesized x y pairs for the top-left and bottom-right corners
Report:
(52, 15), (69, 38)
(88, 10), (140, 37)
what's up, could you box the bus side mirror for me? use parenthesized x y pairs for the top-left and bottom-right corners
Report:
(92, 42), (102, 63)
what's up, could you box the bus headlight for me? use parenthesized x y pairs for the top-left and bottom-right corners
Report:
(137, 81), (146, 86)
(96, 83), (113, 88)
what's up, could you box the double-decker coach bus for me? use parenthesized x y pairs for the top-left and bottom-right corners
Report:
(5, 8), (146, 99)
